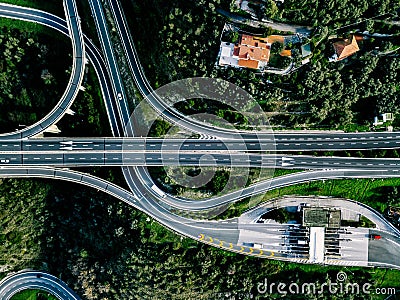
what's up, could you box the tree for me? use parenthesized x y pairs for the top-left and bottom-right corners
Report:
(264, 0), (279, 19)
(266, 208), (290, 223)
(247, 2), (264, 20)
(380, 40), (394, 53)
(274, 55), (292, 69)
(271, 41), (284, 54)
(224, 30), (239, 43)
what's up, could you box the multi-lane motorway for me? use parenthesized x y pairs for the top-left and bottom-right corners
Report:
(2, 1), (400, 297)
(0, 0), (398, 253)
(4, 138), (400, 170)
(4, 135), (400, 151)
(3, 4), (400, 147)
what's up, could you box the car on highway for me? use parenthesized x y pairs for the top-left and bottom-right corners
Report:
(117, 93), (123, 100)
(369, 234), (381, 240)
(0, 159), (10, 163)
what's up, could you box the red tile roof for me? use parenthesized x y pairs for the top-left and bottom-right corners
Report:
(333, 35), (359, 61)
(238, 59), (259, 69)
(237, 34), (270, 69)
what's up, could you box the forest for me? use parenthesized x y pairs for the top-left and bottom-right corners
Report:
(125, 0), (400, 130)
(280, 0), (397, 27)
(0, 0), (400, 299)
(2, 177), (400, 299)
(0, 25), (70, 133)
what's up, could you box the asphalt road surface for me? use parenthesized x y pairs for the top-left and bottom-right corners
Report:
(0, 0), (85, 140)
(0, 0), (400, 278)
(0, 271), (81, 299)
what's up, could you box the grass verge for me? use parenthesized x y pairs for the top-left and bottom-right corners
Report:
(220, 176), (400, 220)
(11, 289), (58, 300)
(0, 0), (63, 17)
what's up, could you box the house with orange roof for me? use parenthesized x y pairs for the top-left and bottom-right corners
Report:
(330, 35), (361, 61)
(236, 35), (270, 69)
(218, 31), (298, 71)
(219, 34), (271, 70)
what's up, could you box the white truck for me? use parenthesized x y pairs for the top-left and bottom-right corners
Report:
(151, 184), (166, 198)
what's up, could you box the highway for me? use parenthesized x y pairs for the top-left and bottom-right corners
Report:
(242, 196), (400, 235)
(98, 0), (400, 228)
(145, 169), (400, 211)
(102, 0), (400, 149)
(3, 3), (400, 150)
(5, 136), (400, 152)
(85, 0), (400, 273)
(368, 230), (400, 269)
(0, 2), (124, 138)
(6, 144), (400, 171)
(88, 0), (132, 137)
(0, 271), (81, 300)
(274, 131), (400, 151)
(0, 165), (242, 253)
(105, 0), (400, 153)
(0, 0), (400, 285)
(0, 0), (85, 140)
(3, 166), (400, 264)
(1, 166), (399, 269)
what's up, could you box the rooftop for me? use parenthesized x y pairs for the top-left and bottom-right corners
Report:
(309, 227), (325, 263)
(302, 207), (341, 228)
(218, 33), (295, 70)
(218, 42), (239, 67)
(238, 35), (270, 68)
(301, 43), (312, 57)
(332, 35), (360, 61)
(219, 34), (271, 69)
(238, 59), (259, 69)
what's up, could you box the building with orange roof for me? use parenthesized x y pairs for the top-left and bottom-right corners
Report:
(238, 59), (259, 69)
(218, 33), (295, 70)
(267, 35), (285, 44)
(233, 34), (270, 69)
(280, 49), (292, 57)
(331, 35), (360, 61)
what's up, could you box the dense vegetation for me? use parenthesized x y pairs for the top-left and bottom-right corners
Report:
(280, 0), (397, 27)
(124, 0), (230, 88)
(57, 67), (111, 137)
(0, 179), (49, 271)
(1, 178), (400, 299)
(219, 173), (400, 219)
(275, 54), (400, 127)
(11, 289), (57, 300)
(125, 0), (400, 130)
(0, 26), (70, 133)
(1, 1), (400, 300)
